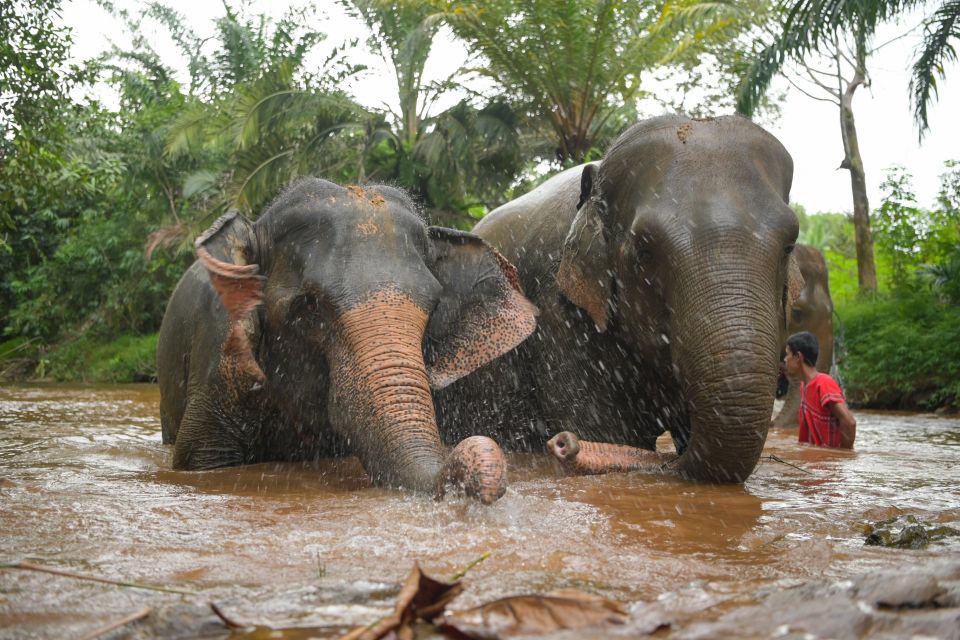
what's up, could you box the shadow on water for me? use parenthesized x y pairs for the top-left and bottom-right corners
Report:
(1, 385), (959, 638)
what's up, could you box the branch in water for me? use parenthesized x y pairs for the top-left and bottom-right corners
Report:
(0, 560), (195, 595)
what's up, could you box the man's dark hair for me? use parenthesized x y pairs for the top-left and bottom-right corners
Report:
(787, 331), (819, 366)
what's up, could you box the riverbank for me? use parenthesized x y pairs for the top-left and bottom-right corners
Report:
(2, 324), (959, 414)
(0, 333), (158, 384)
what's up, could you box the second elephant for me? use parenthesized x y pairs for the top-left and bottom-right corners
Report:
(774, 243), (835, 428)
(437, 115), (803, 483)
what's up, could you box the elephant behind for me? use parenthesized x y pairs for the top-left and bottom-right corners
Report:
(157, 178), (537, 503)
(774, 243), (835, 428)
(436, 115), (802, 483)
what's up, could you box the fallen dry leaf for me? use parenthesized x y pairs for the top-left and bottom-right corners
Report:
(340, 562), (463, 640)
(438, 588), (628, 639)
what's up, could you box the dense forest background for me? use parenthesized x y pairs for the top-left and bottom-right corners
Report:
(2, 0), (958, 411)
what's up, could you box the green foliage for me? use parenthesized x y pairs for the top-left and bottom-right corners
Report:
(838, 292), (960, 410)
(0, 0), (96, 244)
(440, 0), (760, 164)
(871, 163), (960, 300)
(0, 0), (89, 152)
(874, 166), (926, 287)
(43, 334), (160, 383)
(152, 2), (369, 216)
(17, 0), (955, 400)
(6, 207), (189, 340)
(340, 0), (442, 148)
(795, 209), (860, 303)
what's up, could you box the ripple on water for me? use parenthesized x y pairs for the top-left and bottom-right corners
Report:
(1, 386), (959, 638)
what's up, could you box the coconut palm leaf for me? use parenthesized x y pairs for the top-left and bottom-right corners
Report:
(910, 0), (960, 137)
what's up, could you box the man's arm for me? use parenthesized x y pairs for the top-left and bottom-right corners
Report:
(829, 401), (857, 449)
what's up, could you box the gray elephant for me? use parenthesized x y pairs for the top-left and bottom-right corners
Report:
(774, 244), (835, 428)
(436, 115), (802, 482)
(157, 178), (537, 503)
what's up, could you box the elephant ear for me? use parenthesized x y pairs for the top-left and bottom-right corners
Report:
(424, 227), (539, 390)
(556, 163), (613, 331)
(195, 211), (266, 385)
(784, 250), (805, 330)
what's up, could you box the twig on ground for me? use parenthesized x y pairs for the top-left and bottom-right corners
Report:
(209, 602), (250, 629)
(77, 607), (152, 640)
(0, 561), (195, 595)
(449, 552), (491, 582)
(761, 454), (816, 475)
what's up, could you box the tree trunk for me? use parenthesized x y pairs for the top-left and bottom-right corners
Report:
(839, 55), (878, 293)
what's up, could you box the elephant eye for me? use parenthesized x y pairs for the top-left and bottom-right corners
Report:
(290, 293), (323, 322)
(784, 244), (795, 256)
(633, 234), (655, 264)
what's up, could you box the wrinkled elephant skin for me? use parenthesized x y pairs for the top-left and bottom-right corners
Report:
(157, 178), (537, 502)
(436, 115), (801, 483)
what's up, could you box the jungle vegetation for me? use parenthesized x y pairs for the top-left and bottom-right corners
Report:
(1, 0), (958, 410)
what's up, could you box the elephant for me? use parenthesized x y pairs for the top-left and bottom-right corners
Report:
(157, 178), (537, 503)
(773, 243), (835, 428)
(435, 114), (802, 483)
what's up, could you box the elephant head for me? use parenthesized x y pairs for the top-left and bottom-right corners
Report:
(185, 178), (537, 499)
(774, 244), (834, 428)
(787, 244), (833, 371)
(556, 116), (801, 482)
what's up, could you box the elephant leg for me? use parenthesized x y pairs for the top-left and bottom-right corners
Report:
(773, 377), (802, 428)
(436, 436), (507, 504)
(171, 392), (263, 470)
(546, 431), (677, 476)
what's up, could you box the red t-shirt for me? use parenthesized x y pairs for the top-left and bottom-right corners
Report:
(798, 373), (847, 448)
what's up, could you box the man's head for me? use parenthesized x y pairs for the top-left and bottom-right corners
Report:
(786, 331), (819, 368)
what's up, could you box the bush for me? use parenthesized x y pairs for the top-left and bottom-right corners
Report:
(838, 293), (960, 410)
(42, 333), (159, 383)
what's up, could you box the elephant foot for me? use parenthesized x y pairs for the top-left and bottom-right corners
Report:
(436, 436), (507, 505)
(546, 431), (676, 476)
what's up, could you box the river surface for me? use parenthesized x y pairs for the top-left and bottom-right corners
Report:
(1, 384), (959, 639)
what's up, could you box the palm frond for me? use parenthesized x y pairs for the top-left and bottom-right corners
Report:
(909, 0), (960, 138)
(652, 0), (750, 35)
(735, 39), (787, 116)
(783, 0), (925, 53)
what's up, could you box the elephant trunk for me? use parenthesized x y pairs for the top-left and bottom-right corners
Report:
(328, 289), (505, 499)
(671, 261), (780, 482)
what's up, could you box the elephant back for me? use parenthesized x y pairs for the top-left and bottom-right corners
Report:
(473, 164), (588, 299)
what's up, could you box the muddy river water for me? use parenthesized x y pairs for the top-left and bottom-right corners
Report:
(1, 384), (959, 639)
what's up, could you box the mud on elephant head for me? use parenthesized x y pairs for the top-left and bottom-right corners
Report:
(157, 178), (537, 503)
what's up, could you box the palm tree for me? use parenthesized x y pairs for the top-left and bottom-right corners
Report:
(149, 3), (369, 216)
(340, 0), (443, 149)
(341, 0), (525, 217)
(736, 4), (893, 293)
(737, 1), (958, 294)
(741, 0), (958, 139)
(909, 1), (960, 136)
(437, 0), (759, 165)
(438, 0), (661, 164)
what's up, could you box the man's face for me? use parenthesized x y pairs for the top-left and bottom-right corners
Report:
(784, 347), (802, 378)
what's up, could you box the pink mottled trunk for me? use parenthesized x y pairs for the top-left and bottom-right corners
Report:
(329, 290), (506, 500)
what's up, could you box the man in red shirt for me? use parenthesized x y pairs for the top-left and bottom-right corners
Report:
(783, 331), (857, 449)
